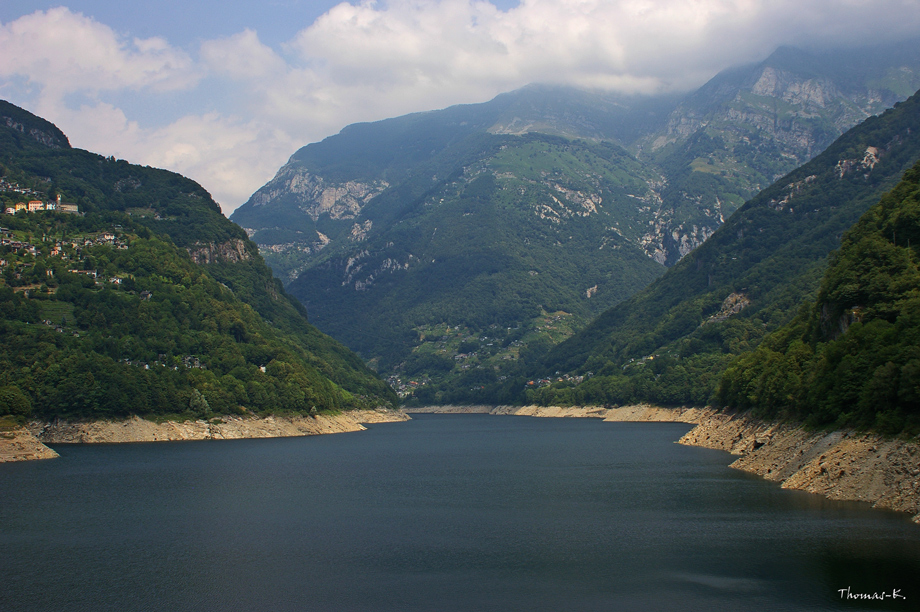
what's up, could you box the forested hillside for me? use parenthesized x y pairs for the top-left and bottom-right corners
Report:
(718, 160), (920, 434)
(286, 132), (667, 374)
(526, 89), (920, 409)
(232, 40), (920, 404)
(0, 101), (395, 423)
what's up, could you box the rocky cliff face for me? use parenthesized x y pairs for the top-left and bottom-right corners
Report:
(235, 166), (390, 282)
(2, 117), (67, 149)
(643, 46), (920, 181)
(650, 67), (871, 164)
(249, 166), (389, 222)
(524, 47), (919, 269)
(628, 44), (920, 266)
(187, 238), (253, 265)
(640, 213), (718, 265)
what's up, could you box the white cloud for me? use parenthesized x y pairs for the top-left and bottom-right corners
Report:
(291, 0), (920, 95)
(200, 29), (287, 80)
(0, 8), (281, 212)
(138, 115), (297, 213)
(0, 7), (199, 96)
(1, 1), (919, 214)
(44, 99), (296, 215)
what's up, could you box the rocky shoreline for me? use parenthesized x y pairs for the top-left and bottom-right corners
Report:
(0, 427), (61, 462)
(406, 404), (920, 523)
(0, 409), (409, 462)
(7, 403), (919, 524)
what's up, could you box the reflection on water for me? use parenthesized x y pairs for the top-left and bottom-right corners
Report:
(1, 414), (918, 611)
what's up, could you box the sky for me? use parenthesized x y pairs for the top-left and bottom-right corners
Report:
(2, 1), (920, 215)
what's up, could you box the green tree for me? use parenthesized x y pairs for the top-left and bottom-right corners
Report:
(0, 385), (33, 418)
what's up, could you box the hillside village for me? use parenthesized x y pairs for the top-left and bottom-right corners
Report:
(1, 176), (80, 214)
(0, 212), (215, 377)
(2, 195), (79, 215)
(1, 221), (129, 292)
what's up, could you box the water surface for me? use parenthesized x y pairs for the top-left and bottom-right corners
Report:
(2, 414), (918, 611)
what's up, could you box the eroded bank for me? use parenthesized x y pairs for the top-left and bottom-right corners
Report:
(0, 409), (409, 462)
(406, 405), (920, 523)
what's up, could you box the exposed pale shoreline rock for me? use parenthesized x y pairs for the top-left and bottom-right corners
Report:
(0, 427), (60, 462)
(0, 409), (409, 462)
(679, 410), (920, 523)
(404, 403), (716, 422)
(406, 404), (920, 523)
(8, 403), (919, 525)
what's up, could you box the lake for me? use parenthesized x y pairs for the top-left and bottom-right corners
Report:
(1, 414), (918, 611)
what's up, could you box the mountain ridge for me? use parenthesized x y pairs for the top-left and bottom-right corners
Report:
(231, 39), (920, 403)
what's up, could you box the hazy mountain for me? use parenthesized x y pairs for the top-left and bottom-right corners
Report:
(231, 85), (682, 278)
(633, 39), (920, 265)
(235, 39), (920, 275)
(288, 132), (668, 375)
(0, 100), (396, 422)
(230, 39), (920, 402)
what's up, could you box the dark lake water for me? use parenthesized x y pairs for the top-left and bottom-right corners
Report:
(2, 414), (919, 611)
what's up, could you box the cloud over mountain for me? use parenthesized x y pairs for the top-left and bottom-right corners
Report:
(2, 1), (919, 212)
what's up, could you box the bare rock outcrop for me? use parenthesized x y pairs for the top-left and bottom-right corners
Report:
(187, 238), (253, 265)
(250, 168), (388, 222)
(0, 428), (59, 462)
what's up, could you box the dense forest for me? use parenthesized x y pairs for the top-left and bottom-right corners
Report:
(518, 89), (920, 424)
(0, 100), (396, 424)
(718, 160), (920, 434)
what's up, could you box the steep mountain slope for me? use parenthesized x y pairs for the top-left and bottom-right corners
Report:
(530, 89), (920, 407)
(718, 160), (920, 434)
(231, 39), (920, 403)
(234, 39), (920, 279)
(231, 85), (681, 281)
(0, 101), (395, 422)
(637, 40), (920, 264)
(285, 132), (668, 375)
